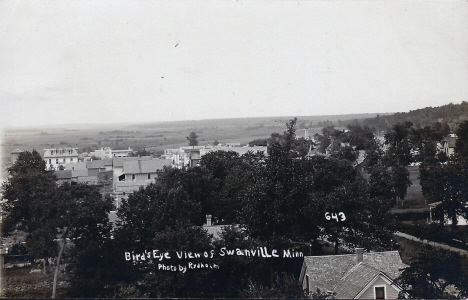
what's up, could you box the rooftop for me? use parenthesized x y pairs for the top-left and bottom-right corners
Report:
(301, 251), (407, 299)
(44, 148), (79, 158)
(55, 170), (72, 180)
(122, 159), (171, 174)
(113, 156), (151, 168)
(86, 160), (106, 169)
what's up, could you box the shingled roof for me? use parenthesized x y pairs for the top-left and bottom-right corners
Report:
(86, 159), (105, 169)
(300, 251), (407, 299)
(55, 170), (72, 180)
(112, 156), (151, 168)
(122, 159), (171, 174)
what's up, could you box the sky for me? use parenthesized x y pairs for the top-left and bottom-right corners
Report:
(1, 0), (468, 129)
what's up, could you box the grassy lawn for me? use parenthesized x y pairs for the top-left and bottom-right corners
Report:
(394, 235), (422, 265)
(395, 165), (428, 210)
(3, 266), (70, 298)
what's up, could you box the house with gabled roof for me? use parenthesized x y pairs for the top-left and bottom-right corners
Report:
(113, 158), (171, 209)
(299, 249), (408, 299)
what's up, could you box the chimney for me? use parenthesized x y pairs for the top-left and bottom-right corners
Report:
(356, 248), (364, 263)
(206, 215), (212, 227)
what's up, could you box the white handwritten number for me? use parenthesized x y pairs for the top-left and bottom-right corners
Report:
(325, 212), (346, 222)
(331, 212), (338, 222)
(339, 212), (346, 221)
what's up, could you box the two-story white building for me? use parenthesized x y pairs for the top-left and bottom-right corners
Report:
(43, 148), (79, 170)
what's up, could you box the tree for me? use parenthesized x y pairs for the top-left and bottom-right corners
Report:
(419, 156), (468, 231)
(383, 122), (414, 202)
(1, 150), (58, 266)
(455, 120), (468, 158)
(56, 182), (114, 298)
(248, 138), (268, 147)
(384, 122), (414, 166)
(409, 122), (449, 163)
(397, 246), (468, 298)
(187, 132), (199, 146)
(1, 151), (115, 298)
(283, 117), (297, 153)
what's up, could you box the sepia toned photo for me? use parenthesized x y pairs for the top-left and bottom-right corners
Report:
(1, 0), (468, 298)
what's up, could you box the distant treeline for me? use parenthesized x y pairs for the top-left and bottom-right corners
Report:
(99, 130), (141, 135)
(359, 102), (468, 132)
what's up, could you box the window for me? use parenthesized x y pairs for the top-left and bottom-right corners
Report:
(118, 174), (125, 182)
(375, 286), (385, 299)
(56, 159), (59, 164)
(63, 158), (66, 163)
(49, 159), (51, 164)
(148, 173), (151, 180)
(70, 158), (73, 162)
(132, 174), (136, 180)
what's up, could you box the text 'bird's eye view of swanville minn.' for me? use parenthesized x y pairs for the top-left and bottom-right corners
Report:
(1, 0), (468, 299)
(2, 103), (468, 298)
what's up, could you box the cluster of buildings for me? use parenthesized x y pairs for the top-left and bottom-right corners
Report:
(162, 144), (268, 168)
(41, 147), (171, 208)
(9, 144), (268, 209)
(9, 147), (171, 209)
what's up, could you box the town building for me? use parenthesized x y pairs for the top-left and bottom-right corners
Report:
(112, 147), (134, 157)
(112, 156), (152, 184)
(162, 148), (181, 160)
(55, 170), (73, 184)
(43, 148), (79, 170)
(443, 134), (457, 156)
(299, 249), (407, 299)
(202, 215), (234, 240)
(88, 147), (134, 159)
(165, 145), (268, 169)
(113, 158), (171, 209)
(10, 149), (23, 164)
(428, 201), (468, 226)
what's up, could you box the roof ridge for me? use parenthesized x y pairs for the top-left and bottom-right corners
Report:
(304, 250), (400, 259)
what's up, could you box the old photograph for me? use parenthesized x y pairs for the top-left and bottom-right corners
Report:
(1, 0), (468, 298)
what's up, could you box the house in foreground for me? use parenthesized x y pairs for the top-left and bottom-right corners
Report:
(299, 249), (407, 299)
